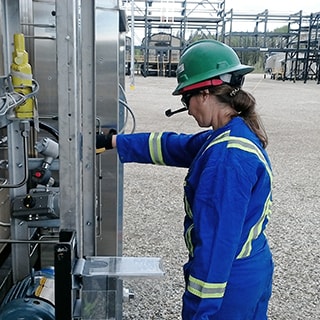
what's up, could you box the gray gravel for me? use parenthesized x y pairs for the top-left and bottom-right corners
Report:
(121, 74), (320, 319)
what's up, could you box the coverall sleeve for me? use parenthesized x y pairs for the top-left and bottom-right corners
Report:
(116, 131), (210, 167)
(183, 160), (254, 318)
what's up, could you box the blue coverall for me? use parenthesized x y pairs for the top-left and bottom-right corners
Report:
(116, 117), (274, 320)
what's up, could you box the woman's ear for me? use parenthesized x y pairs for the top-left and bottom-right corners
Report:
(201, 89), (210, 102)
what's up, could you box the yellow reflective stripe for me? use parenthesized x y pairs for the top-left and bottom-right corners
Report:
(148, 132), (165, 165)
(212, 130), (231, 142)
(204, 132), (273, 260)
(203, 130), (231, 154)
(188, 275), (227, 299)
(223, 137), (273, 259)
(184, 194), (193, 219)
(237, 194), (272, 259)
(205, 132), (272, 179)
(226, 137), (272, 182)
(184, 223), (194, 257)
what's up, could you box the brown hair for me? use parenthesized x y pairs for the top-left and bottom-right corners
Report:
(208, 84), (268, 148)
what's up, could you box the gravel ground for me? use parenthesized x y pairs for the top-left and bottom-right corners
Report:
(121, 74), (320, 319)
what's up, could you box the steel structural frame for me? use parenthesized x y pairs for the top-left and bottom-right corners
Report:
(125, 2), (320, 82)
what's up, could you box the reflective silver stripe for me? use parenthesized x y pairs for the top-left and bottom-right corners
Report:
(187, 275), (227, 299)
(11, 70), (33, 81)
(148, 132), (165, 165)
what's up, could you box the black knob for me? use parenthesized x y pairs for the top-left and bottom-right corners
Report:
(23, 194), (36, 208)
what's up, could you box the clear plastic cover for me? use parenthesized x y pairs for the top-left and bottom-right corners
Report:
(82, 256), (165, 279)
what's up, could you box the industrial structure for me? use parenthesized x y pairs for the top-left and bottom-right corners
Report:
(0, 0), (163, 319)
(124, 0), (320, 83)
(0, 0), (318, 319)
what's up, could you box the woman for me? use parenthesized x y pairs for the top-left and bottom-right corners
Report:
(97, 39), (274, 320)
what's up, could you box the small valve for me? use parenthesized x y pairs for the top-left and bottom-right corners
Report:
(35, 137), (59, 166)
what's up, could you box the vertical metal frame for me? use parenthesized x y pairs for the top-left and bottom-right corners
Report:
(95, 0), (123, 258)
(8, 121), (30, 281)
(56, 0), (84, 255)
(1, 0), (31, 282)
(80, 0), (97, 256)
(56, 1), (125, 315)
(95, 2), (124, 317)
(0, 0), (20, 75)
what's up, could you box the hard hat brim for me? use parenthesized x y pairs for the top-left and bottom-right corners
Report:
(172, 64), (254, 95)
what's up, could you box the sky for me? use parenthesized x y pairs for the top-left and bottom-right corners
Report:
(224, 0), (319, 15)
(224, 0), (319, 31)
(222, 0), (319, 31)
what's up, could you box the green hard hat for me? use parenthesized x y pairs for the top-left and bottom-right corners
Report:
(172, 39), (254, 95)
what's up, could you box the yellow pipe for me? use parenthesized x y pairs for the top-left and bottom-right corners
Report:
(11, 33), (34, 119)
